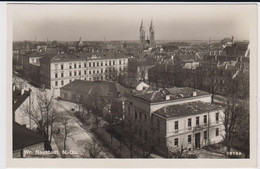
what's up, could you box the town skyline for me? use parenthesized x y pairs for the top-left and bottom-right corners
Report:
(10, 4), (251, 41)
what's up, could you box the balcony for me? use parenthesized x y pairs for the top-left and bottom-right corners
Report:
(193, 124), (207, 131)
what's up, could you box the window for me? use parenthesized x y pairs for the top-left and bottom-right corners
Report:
(139, 112), (142, 120)
(74, 63), (77, 68)
(93, 62), (96, 67)
(84, 70), (86, 75)
(157, 119), (160, 130)
(97, 62), (99, 67)
(144, 130), (147, 140)
(69, 63), (72, 69)
(216, 113), (219, 123)
(55, 73), (58, 78)
(55, 81), (58, 86)
(139, 129), (142, 136)
(101, 62), (103, 66)
(188, 118), (192, 128)
(157, 137), (161, 144)
(204, 131), (207, 140)
(204, 115), (207, 125)
(113, 60), (115, 65)
(89, 62), (91, 67)
(61, 64), (64, 69)
(175, 121), (178, 132)
(55, 64), (58, 69)
(134, 110), (137, 119)
(101, 69), (103, 73)
(69, 80), (72, 82)
(188, 135), (191, 144)
(74, 71), (77, 76)
(84, 63), (86, 67)
(89, 71), (91, 74)
(196, 117), (200, 126)
(174, 138), (178, 147)
(109, 61), (111, 65)
(97, 70), (99, 74)
(93, 70), (95, 74)
(79, 64), (81, 68)
(128, 106), (130, 114)
(61, 80), (64, 85)
(61, 73), (64, 77)
(79, 71), (81, 76)
(216, 128), (219, 136)
(119, 60), (121, 65)
(144, 114), (147, 122)
(69, 72), (72, 76)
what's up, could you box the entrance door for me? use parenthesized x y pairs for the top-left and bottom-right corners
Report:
(195, 133), (201, 149)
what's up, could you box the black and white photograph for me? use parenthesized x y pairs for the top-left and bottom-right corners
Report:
(5, 2), (258, 168)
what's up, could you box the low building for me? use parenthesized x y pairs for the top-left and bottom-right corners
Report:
(60, 80), (119, 103)
(13, 122), (45, 158)
(13, 85), (32, 129)
(124, 87), (225, 155)
(152, 101), (224, 153)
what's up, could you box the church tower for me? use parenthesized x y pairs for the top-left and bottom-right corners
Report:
(140, 19), (146, 47)
(149, 19), (155, 47)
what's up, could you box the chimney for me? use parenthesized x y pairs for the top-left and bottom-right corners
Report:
(192, 91), (197, 97)
(21, 88), (25, 95)
(165, 95), (170, 101)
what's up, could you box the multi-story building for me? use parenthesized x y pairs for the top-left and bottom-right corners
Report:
(39, 52), (128, 89)
(124, 87), (225, 155)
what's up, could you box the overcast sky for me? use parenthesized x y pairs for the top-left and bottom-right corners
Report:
(10, 4), (255, 41)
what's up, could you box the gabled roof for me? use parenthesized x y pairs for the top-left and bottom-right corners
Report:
(60, 80), (118, 98)
(133, 87), (210, 103)
(13, 122), (45, 150)
(154, 101), (223, 118)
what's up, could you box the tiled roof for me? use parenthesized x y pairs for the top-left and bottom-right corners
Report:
(50, 52), (128, 63)
(134, 87), (210, 103)
(13, 122), (45, 150)
(154, 101), (223, 118)
(13, 90), (30, 112)
(60, 80), (118, 98)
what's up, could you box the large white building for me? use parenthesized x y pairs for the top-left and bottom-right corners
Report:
(39, 52), (128, 90)
(124, 87), (225, 155)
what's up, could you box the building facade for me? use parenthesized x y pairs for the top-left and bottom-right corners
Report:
(124, 87), (225, 155)
(39, 52), (128, 90)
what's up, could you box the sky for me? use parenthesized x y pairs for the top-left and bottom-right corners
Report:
(9, 4), (255, 41)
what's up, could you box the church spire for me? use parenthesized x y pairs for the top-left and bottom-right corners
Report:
(140, 18), (144, 30)
(150, 19), (153, 29)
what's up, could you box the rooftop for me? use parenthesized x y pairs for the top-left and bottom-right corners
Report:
(13, 122), (45, 150)
(133, 87), (210, 103)
(60, 80), (118, 98)
(154, 101), (223, 118)
(50, 52), (128, 63)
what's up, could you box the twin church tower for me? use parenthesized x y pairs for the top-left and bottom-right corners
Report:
(139, 19), (156, 48)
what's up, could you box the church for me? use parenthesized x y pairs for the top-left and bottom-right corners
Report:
(139, 19), (156, 48)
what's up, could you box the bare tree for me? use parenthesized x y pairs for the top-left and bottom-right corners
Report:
(83, 87), (105, 130)
(82, 139), (105, 158)
(21, 89), (58, 150)
(56, 112), (77, 152)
